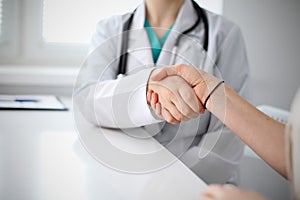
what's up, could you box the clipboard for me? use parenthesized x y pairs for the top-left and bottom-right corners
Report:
(0, 95), (68, 111)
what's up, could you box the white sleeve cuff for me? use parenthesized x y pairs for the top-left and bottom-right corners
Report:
(128, 81), (162, 126)
(112, 67), (162, 128)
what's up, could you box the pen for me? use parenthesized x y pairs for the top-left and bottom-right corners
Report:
(0, 99), (40, 103)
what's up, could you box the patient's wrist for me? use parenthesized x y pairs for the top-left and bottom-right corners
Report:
(193, 72), (221, 105)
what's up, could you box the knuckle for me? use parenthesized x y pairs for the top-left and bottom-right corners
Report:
(167, 117), (176, 124)
(224, 184), (236, 190)
(177, 64), (186, 73)
(166, 118), (172, 123)
(176, 114), (183, 121)
(185, 92), (195, 101)
(178, 64), (185, 70)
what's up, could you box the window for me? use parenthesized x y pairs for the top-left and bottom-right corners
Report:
(43, 0), (223, 44)
(43, 0), (140, 44)
(0, 0), (3, 38)
(0, 0), (223, 66)
(0, 0), (19, 62)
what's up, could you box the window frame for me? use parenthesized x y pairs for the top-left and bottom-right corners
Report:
(0, 0), (88, 66)
(0, 0), (20, 62)
(22, 0), (88, 66)
(0, 0), (223, 67)
(0, 0), (3, 40)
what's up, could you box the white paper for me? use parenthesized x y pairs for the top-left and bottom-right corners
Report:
(0, 95), (67, 110)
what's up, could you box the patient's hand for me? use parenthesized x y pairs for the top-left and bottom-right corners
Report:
(147, 75), (200, 124)
(199, 184), (267, 200)
(151, 64), (221, 107)
(147, 64), (215, 122)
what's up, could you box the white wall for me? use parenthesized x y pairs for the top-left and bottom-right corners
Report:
(223, 0), (300, 110)
(223, 1), (298, 199)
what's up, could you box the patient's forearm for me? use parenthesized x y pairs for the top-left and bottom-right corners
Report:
(150, 65), (287, 177)
(205, 84), (287, 178)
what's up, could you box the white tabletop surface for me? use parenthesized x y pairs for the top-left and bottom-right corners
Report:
(0, 97), (206, 200)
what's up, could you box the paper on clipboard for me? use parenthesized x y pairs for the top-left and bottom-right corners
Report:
(0, 95), (68, 111)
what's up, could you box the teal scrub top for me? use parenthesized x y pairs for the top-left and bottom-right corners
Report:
(144, 19), (174, 63)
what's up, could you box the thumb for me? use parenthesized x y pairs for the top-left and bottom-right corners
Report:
(150, 66), (179, 81)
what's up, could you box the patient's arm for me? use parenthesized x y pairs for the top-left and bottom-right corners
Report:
(150, 64), (287, 178)
(199, 184), (267, 200)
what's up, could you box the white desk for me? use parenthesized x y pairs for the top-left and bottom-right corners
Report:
(0, 98), (206, 200)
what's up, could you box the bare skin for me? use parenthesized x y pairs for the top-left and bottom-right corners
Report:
(198, 184), (267, 200)
(145, 0), (184, 38)
(145, 0), (203, 123)
(148, 64), (287, 200)
(149, 64), (287, 178)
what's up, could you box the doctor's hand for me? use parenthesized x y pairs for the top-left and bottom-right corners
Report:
(147, 74), (200, 124)
(199, 184), (267, 200)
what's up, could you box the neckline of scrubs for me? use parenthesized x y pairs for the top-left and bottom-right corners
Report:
(144, 19), (174, 63)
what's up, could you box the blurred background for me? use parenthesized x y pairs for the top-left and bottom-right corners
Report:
(0, 0), (299, 111)
(0, 0), (299, 199)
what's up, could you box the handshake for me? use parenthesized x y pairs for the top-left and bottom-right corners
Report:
(146, 64), (224, 124)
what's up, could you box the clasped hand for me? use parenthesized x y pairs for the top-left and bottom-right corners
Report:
(147, 64), (220, 124)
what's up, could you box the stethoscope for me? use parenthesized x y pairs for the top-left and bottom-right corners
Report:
(117, 0), (209, 78)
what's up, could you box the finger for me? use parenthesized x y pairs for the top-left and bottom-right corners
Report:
(151, 102), (163, 120)
(162, 109), (180, 124)
(199, 102), (206, 114)
(181, 115), (189, 121)
(153, 92), (159, 104)
(150, 93), (157, 110)
(199, 195), (214, 200)
(171, 94), (199, 119)
(158, 103), (189, 123)
(178, 87), (201, 115)
(201, 185), (225, 198)
(147, 90), (153, 104)
(161, 107), (180, 124)
(155, 103), (163, 119)
(151, 66), (178, 81)
(223, 184), (237, 189)
(163, 100), (184, 122)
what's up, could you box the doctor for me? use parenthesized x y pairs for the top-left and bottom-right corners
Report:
(75, 0), (249, 184)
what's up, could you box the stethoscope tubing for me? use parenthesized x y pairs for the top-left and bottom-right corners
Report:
(117, 0), (209, 78)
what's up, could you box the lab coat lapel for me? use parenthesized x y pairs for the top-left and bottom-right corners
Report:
(172, 0), (198, 36)
(126, 0), (203, 71)
(126, 1), (154, 73)
(156, 0), (199, 67)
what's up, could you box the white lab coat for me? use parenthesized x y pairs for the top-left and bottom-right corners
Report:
(74, 0), (250, 184)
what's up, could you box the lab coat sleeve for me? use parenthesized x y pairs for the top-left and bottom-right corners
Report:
(181, 25), (250, 184)
(74, 17), (161, 128)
